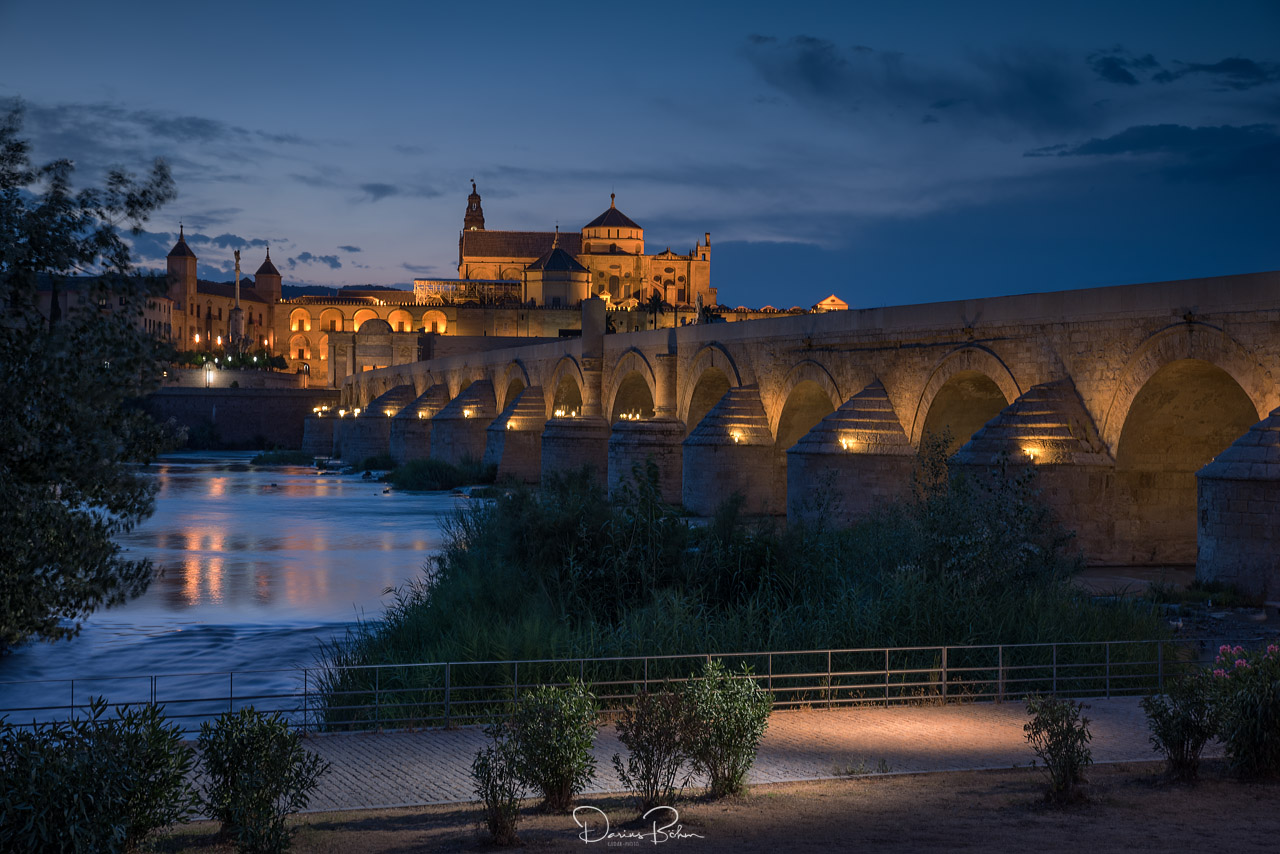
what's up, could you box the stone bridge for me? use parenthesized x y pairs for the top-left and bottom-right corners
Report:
(321, 270), (1280, 594)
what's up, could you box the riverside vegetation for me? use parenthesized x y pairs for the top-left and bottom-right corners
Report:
(322, 439), (1167, 700)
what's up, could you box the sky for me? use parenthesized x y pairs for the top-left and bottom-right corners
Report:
(2, 0), (1277, 309)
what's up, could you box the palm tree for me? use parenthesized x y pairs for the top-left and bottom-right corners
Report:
(645, 292), (666, 330)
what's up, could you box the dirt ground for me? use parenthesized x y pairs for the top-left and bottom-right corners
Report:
(156, 760), (1280, 852)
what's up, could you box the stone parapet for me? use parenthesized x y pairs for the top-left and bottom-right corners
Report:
(608, 418), (685, 504)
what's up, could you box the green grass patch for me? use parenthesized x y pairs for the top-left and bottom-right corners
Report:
(319, 442), (1169, 726)
(1146, 579), (1263, 609)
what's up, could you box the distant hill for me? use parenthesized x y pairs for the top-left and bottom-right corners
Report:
(281, 283), (410, 299)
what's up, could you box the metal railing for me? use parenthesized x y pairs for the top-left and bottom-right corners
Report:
(0, 639), (1207, 735)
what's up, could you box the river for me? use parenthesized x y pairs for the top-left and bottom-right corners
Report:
(0, 452), (457, 719)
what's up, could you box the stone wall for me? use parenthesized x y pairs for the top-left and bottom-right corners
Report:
(144, 388), (340, 449)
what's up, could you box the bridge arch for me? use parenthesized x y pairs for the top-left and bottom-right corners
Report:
(606, 348), (659, 424)
(495, 360), (533, 411)
(547, 355), (586, 418)
(678, 343), (743, 431)
(1101, 323), (1267, 453)
(911, 346), (1021, 450)
(768, 360), (842, 447)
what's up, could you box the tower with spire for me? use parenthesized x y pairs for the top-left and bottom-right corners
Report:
(255, 246), (282, 304)
(463, 180), (485, 231)
(166, 224), (197, 345)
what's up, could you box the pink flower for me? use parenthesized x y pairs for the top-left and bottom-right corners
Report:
(1233, 645), (1245, 655)
(1235, 659), (1249, 669)
(1213, 669), (1227, 678)
(1220, 645), (1231, 654)
(1268, 645), (1278, 656)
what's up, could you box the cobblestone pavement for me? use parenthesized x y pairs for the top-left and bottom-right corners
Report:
(303, 696), (1198, 812)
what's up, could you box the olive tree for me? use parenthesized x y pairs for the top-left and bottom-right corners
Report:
(0, 105), (177, 650)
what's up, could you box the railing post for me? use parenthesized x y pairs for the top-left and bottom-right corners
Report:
(375, 667), (381, 731)
(768, 652), (773, 698)
(444, 663), (452, 728)
(1105, 643), (1111, 699)
(884, 649), (890, 707)
(229, 672), (234, 714)
(1157, 642), (1164, 692)
(303, 669), (309, 733)
(1052, 644), (1058, 696)
(941, 647), (948, 701)
(151, 675), (157, 707)
(997, 646), (1004, 703)
(644, 657), (649, 693)
(513, 662), (519, 706)
(827, 650), (832, 710)
(70, 680), (75, 720)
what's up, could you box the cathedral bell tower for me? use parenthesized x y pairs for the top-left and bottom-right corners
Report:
(463, 180), (485, 231)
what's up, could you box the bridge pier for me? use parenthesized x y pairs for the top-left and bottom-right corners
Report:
(485, 386), (547, 483)
(1196, 406), (1280, 599)
(431, 380), (497, 467)
(683, 384), (784, 516)
(786, 379), (915, 524)
(951, 379), (1116, 560)
(542, 416), (611, 489)
(608, 418), (685, 504)
(338, 384), (416, 465)
(390, 384), (451, 464)
(301, 414), (334, 456)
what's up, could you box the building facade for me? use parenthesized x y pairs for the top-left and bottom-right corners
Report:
(456, 184), (716, 308)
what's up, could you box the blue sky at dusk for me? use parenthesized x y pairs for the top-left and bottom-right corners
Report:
(2, 0), (1277, 309)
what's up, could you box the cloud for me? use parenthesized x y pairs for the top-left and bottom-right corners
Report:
(179, 208), (243, 229)
(1154, 57), (1280, 90)
(360, 182), (399, 202)
(288, 252), (342, 270)
(0, 96), (309, 188)
(1024, 123), (1280, 181)
(1087, 47), (1160, 86)
(401, 262), (436, 275)
(338, 245), (362, 253)
(742, 35), (1098, 134)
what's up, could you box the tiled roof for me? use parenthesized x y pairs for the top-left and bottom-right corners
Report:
(195, 281), (272, 304)
(168, 237), (196, 258)
(256, 256), (280, 276)
(527, 246), (589, 274)
(584, 198), (641, 230)
(461, 230), (582, 259)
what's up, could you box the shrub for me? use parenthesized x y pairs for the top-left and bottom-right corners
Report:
(357, 453), (396, 472)
(382, 457), (496, 491)
(511, 680), (598, 812)
(198, 707), (330, 854)
(1142, 669), (1220, 781)
(471, 723), (524, 846)
(1213, 643), (1280, 778)
(1024, 694), (1092, 803)
(683, 660), (773, 798)
(250, 450), (315, 466)
(612, 686), (694, 814)
(0, 698), (197, 853)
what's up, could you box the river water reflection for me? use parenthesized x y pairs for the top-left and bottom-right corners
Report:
(0, 452), (456, 714)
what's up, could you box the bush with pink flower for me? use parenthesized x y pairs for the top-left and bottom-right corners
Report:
(1212, 643), (1280, 778)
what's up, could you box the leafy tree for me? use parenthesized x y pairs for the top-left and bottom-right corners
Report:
(0, 105), (177, 650)
(644, 291), (666, 330)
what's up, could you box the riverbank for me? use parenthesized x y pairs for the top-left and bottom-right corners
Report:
(152, 760), (1278, 852)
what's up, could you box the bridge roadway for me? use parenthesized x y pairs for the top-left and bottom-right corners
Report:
(301, 696), (1177, 811)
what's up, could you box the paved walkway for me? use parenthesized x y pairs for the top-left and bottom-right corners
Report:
(301, 696), (1197, 812)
